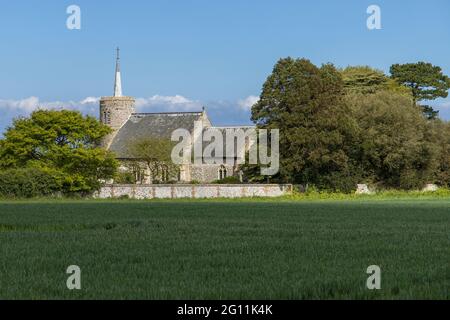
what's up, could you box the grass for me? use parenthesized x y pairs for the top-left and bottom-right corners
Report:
(0, 200), (448, 299)
(287, 187), (450, 201)
(2, 187), (450, 203)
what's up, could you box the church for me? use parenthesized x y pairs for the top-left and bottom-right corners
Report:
(99, 50), (254, 184)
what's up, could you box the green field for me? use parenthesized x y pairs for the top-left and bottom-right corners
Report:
(0, 200), (448, 299)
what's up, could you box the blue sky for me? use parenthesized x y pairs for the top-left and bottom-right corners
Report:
(0, 0), (449, 134)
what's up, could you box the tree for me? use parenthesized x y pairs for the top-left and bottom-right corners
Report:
(127, 137), (177, 183)
(428, 120), (450, 187)
(347, 91), (439, 189)
(341, 66), (411, 96)
(240, 150), (281, 184)
(421, 105), (440, 120)
(251, 58), (362, 191)
(390, 62), (450, 117)
(0, 110), (117, 193)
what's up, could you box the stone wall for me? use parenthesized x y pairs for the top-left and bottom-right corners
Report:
(190, 164), (235, 183)
(96, 184), (292, 199)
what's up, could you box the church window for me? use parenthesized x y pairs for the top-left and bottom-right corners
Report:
(161, 165), (169, 182)
(105, 111), (111, 124)
(218, 165), (227, 180)
(133, 166), (145, 184)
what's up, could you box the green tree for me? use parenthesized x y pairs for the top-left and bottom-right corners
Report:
(127, 137), (178, 183)
(240, 150), (280, 184)
(390, 62), (450, 117)
(428, 119), (450, 187)
(347, 91), (439, 189)
(421, 105), (440, 120)
(0, 110), (117, 193)
(251, 58), (362, 191)
(341, 66), (411, 96)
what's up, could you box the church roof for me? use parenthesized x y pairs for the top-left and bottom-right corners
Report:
(109, 112), (203, 158)
(201, 126), (256, 159)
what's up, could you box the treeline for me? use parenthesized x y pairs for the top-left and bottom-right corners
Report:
(248, 58), (450, 191)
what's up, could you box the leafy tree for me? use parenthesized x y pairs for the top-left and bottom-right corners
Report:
(240, 163), (269, 184)
(390, 62), (450, 117)
(240, 150), (281, 184)
(0, 110), (117, 193)
(421, 105), (440, 120)
(127, 137), (178, 183)
(341, 66), (410, 96)
(428, 120), (450, 187)
(248, 58), (450, 191)
(347, 91), (439, 189)
(251, 58), (362, 191)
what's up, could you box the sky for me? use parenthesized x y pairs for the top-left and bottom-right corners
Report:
(0, 0), (449, 134)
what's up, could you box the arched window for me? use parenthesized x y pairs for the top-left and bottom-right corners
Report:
(218, 165), (227, 180)
(161, 165), (169, 182)
(133, 165), (145, 184)
(103, 111), (111, 125)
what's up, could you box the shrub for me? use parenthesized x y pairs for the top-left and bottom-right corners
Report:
(0, 168), (64, 198)
(115, 172), (136, 184)
(212, 176), (241, 184)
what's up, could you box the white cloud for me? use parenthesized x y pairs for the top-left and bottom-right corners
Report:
(134, 95), (203, 112)
(80, 97), (100, 105)
(0, 96), (101, 125)
(0, 94), (256, 134)
(0, 94), (257, 115)
(0, 96), (40, 113)
(238, 95), (259, 110)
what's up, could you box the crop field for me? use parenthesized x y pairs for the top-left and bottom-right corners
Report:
(0, 200), (448, 299)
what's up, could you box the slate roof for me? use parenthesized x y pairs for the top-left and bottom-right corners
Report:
(109, 111), (256, 160)
(201, 126), (256, 159)
(109, 112), (203, 158)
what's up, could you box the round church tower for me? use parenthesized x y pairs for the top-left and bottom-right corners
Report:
(100, 48), (135, 148)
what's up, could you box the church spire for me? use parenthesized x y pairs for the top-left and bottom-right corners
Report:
(114, 47), (123, 97)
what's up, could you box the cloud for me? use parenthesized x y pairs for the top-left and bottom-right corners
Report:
(0, 94), (256, 135)
(0, 96), (102, 136)
(0, 96), (100, 114)
(0, 94), (240, 116)
(238, 95), (259, 110)
(134, 95), (203, 112)
(80, 97), (100, 105)
(0, 96), (40, 113)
